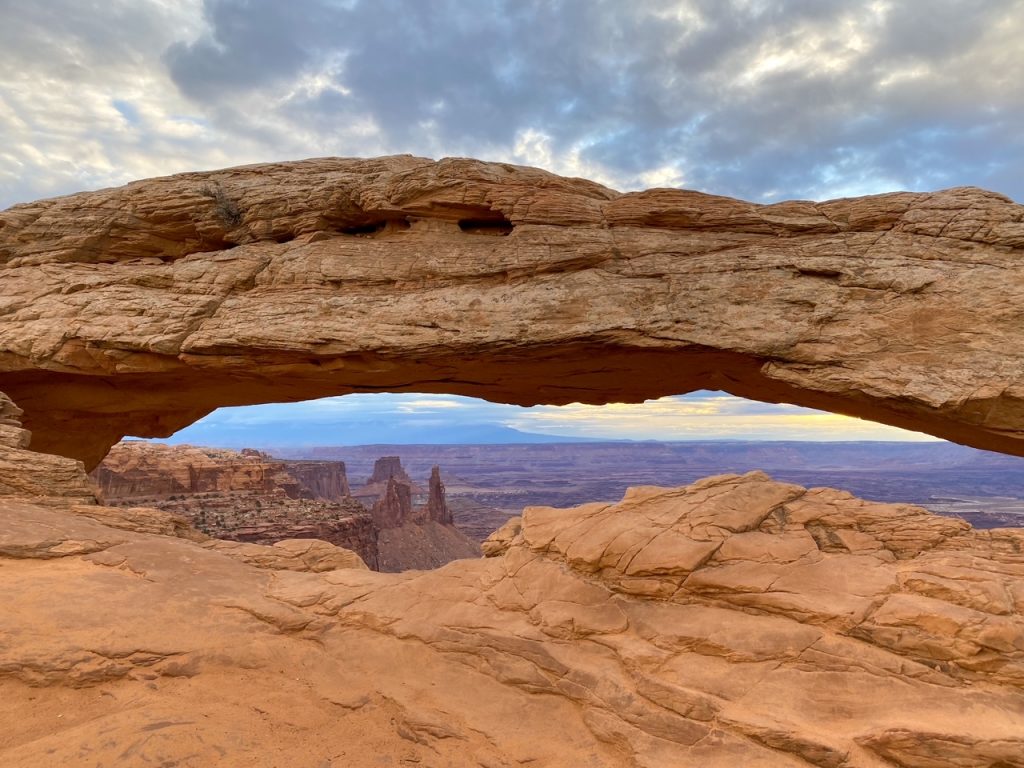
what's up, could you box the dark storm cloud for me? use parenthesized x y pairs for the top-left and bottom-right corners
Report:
(165, 0), (333, 99)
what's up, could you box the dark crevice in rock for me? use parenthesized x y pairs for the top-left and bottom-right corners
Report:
(338, 217), (411, 237)
(340, 221), (387, 236)
(458, 216), (514, 236)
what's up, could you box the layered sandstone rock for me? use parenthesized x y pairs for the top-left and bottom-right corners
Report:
(481, 514), (521, 556)
(2, 158), (1024, 468)
(284, 459), (351, 499)
(4, 158), (1024, 765)
(92, 442), (349, 501)
(158, 492), (380, 570)
(93, 441), (379, 567)
(370, 476), (414, 529)
(2, 471), (1023, 767)
(202, 537), (367, 573)
(425, 465), (453, 525)
(0, 392), (95, 501)
(0, 389), (368, 578)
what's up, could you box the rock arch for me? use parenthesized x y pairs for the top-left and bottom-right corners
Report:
(1, 155), (1023, 469)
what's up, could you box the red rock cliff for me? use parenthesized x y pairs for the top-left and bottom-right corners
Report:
(92, 442), (378, 567)
(423, 465), (452, 525)
(371, 476), (413, 529)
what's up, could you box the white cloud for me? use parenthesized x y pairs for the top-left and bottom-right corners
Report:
(394, 398), (471, 413)
(174, 391), (939, 443)
(506, 395), (938, 442)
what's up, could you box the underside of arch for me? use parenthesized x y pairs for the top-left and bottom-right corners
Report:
(1, 155), (1023, 469)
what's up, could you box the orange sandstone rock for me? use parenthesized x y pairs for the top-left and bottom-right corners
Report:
(2, 471), (1023, 766)
(1, 158), (1024, 467)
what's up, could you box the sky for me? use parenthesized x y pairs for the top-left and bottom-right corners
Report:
(4, 0), (1019, 444)
(159, 392), (941, 446)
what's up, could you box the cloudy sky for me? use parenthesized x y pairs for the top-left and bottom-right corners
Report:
(162, 392), (941, 447)
(4, 0), (1017, 444)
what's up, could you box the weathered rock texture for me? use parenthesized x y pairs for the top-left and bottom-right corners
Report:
(371, 476), (414, 529)
(2, 157), (1024, 468)
(160, 492), (380, 569)
(3, 471), (1023, 767)
(284, 458), (351, 499)
(202, 536), (367, 573)
(0, 388), (367, 576)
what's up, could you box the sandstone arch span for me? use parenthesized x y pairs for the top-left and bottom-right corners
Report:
(2, 155), (1024, 469)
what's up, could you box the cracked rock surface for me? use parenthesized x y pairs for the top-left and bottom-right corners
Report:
(3, 470), (1023, 767)
(2, 157), (1024, 466)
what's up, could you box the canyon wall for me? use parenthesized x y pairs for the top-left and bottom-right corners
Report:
(92, 442), (480, 572)
(284, 459), (351, 499)
(93, 443), (349, 501)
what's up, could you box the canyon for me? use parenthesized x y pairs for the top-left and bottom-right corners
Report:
(296, 441), (1024, 537)
(92, 441), (480, 572)
(2, 157), (1024, 766)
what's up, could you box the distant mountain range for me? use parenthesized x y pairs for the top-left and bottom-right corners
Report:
(264, 440), (1024, 531)
(158, 422), (607, 447)
(270, 439), (1024, 471)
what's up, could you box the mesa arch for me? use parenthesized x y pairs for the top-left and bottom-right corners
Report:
(1, 155), (1023, 469)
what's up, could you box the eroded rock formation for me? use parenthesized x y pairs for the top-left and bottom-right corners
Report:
(370, 476), (414, 529)
(0, 392), (96, 501)
(425, 464), (453, 525)
(2, 157), (1024, 468)
(92, 442), (480, 572)
(93, 442), (349, 501)
(284, 458), (351, 499)
(3, 465), (1023, 767)
(95, 443), (294, 499)
(4, 159), (1024, 765)
(0, 390), (363, 572)
(355, 455), (423, 501)
(363, 457), (482, 571)
(92, 441), (380, 567)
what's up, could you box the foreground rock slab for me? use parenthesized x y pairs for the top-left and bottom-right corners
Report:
(3, 472), (1023, 767)
(2, 157), (1024, 467)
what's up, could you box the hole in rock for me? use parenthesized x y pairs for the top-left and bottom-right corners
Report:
(458, 217), (514, 235)
(337, 218), (411, 237)
(340, 221), (387, 236)
(94, 391), (1024, 575)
